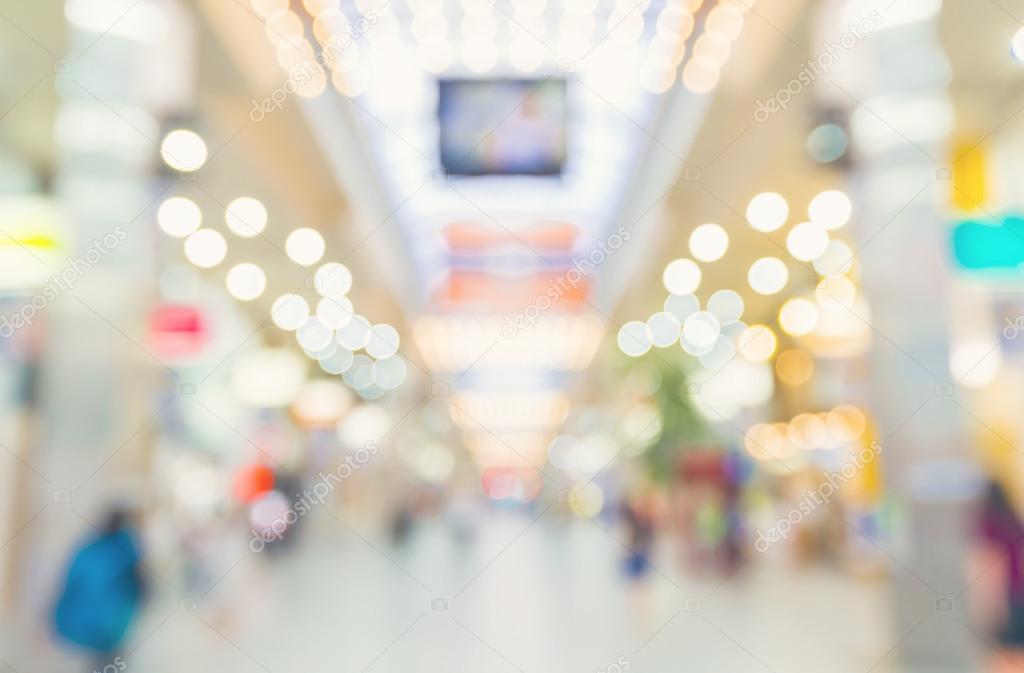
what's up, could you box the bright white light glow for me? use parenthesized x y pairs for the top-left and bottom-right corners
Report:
(779, 298), (819, 336)
(689, 223), (729, 262)
(647, 312), (682, 348)
(160, 129), (207, 172)
(746, 192), (789, 232)
(662, 258), (702, 295)
(157, 197), (201, 238)
(316, 296), (354, 329)
(285, 228), (326, 266)
(618, 320), (652, 357)
(297, 316), (334, 352)
(225, 263), (266, 301)
(707, 289), (744, 325)
(271, 294), (310, 331)
(747, 257), (789, 295)
(184, 229), (227, 268)
(225, 197), (268, 238)
(682, 311), (721, 352)
(366, 324), (400, 359)
(314, 262), (352, 298)
(808, 190), (852, 230)
(786, 221), (829, 261)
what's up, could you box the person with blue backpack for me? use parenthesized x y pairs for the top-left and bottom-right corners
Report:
(52, 507), (146, 671)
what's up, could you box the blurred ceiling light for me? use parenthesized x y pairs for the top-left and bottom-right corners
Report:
(647, 311), (682, 347)
(786, 221), (829, 261)
(662, 258), (702, 295)
(297, 316), (335, 351)
(232, 347), (307, 408)
(314, 262), (353, 299)
(372, 355), (408, 389)
(692, 32), (731, 67)
(707, 289), (744, 325)
(618, 320), (653, 357)
(416, 314), (604, 372)
(225, 263), (267, 301)
(290, 379), (353, 429)
(157, 197), (201, 238)
(812, 239), (854, 276)
(688, 223), (729, 262)
(704, 3), (743, 40)
(738, 324), (776, 362)
(271, 294), (310, 331)
(779, 298), (819, 336)
(225, 197), (268, 238)
(337, 404), (391, 448)
(746, 192), (788, 232)
(160, 129), (208, 172)
(418, 42), (455, 73)
(775, 348), (814, 385)
(816, 275), (857, 307)
(285, 228), (326, 266)
(681, 57), (719, 94)
(462, 41), (498, 73)
(950, 339), (1002, 388)
(183, 229), (227, 268)
(747, 257), (789, 295)
(642, 65), (677, 94)
(827, 405), (868, 441)
(682, 310), (721, 352)
(655, 5), (694, 42)
(337, 315), (372, 350)
(320, 346), (355, 374)
(66, 0), (168, 41)
(317, 296), (355, 329)
(1014, 28), (1024, 63)
(806, 124), (849, 163)
(808, 190), (852, 230)
(664, 293), (700, 322)
(264, 10), (305, 45)
(451, 390), (570, 432)
(366, 324), (401, 359)
(302, 0), (337, 15)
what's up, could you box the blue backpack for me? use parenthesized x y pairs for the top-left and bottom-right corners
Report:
(53, 530), (142, 653)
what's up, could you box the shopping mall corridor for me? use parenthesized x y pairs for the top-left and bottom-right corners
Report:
(5, 508), (893, 673)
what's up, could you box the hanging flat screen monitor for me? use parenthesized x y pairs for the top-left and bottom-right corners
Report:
(438, 78), (567, 177)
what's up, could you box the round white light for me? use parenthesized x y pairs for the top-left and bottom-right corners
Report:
(683, 311), (721, 349)
(951, 339), (1002, 388)
(316, 296), (354, 329)
(1012, 27), (1024, 63)
(225, 197), (268, 238)
(688, 223), (729, 262)
(314, 262), (353, 298)
(160, 129), (208, 172)
(372, 355), (408, 389)
(617, 320), (652, 357)
(320, 347), (355, 374)
(786, 221), (829, 261)
(157, 197), (202, 238)
(747, 257), (789, 295)
(366, 324), (400, 359)
(297, 316), (334, 352)
(183, 229), (227, 268)
(778, 298), (819, 336)
(664, 293), (700, 322)
(225, 263), (266, 301)
(813, 239), (855, 276)
(738, 324), (777, 362)
(337, 315), (371, 350)
(271, 294), (310, 331)
(746, 192), (789, 232)
(808, 190), (852, 230)
(647, 312), (682, 348)
(707, 289), (744, 325)
(662, 258), (702, 295)
(285, 228), (326, 266)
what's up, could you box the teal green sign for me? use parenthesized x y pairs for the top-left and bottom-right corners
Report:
(952, 216), (1024, 270)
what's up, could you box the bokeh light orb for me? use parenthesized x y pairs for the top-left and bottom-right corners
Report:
(746, 192), (789, 232)
(747, 257), (789, 295)
(662, 258), (702, 295)
(225, 197), (268, 238)
(158, 197), (202, 238)
(225, 263), (267, 301)
(160, 129), (208, 172)
(184, 229), (227, 268)
(285, 228), (326, 266)
(688, 223), (729, 262)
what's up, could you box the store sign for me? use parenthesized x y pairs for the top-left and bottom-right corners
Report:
(951, 216), (1024, 271)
